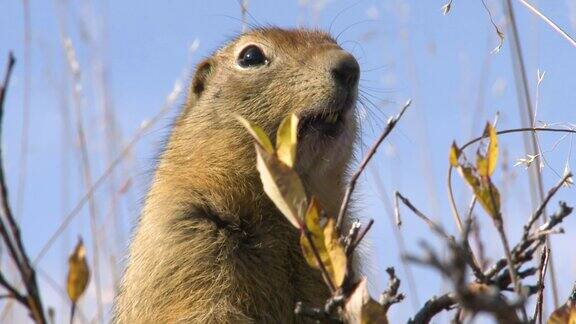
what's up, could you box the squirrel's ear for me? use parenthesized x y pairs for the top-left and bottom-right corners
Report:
(191, 58), (214, 99)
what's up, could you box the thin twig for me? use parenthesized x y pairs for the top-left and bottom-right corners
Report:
(410, 201), (572, 323)
(503, 0), (560, 307)
(0, 55), (26, 271)
(395, 192), (450, 240)
(480, 0), (504, 53)
(302, 228), (336, 292)
(0, 272), (26, 305)
(372, 170), (420, 309)
(294, 302), (341, 323)
(516, 0), (576, 48)
(16, 0), (32, 222)
(533, 247), (549, 324)
(0, 53), (46, 324)
(62, 37), (104, 323)
(493, 216), (526, 320)
(379, 267), (405, 313)
(525, 173), (572, 236)
(347, 219), (373, 255)
(335, 99), (411, 233)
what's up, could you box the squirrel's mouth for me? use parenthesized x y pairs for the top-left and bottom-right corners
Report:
(298, 95), (356, 138)
(298, 108), (346, 137)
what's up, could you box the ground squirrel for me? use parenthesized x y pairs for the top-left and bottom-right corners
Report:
(115, 27), (360, 323)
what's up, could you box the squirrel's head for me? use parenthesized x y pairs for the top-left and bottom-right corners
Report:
(174, 27), (359, 194)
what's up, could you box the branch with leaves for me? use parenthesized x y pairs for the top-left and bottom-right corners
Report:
(239, 90), (576, 323)
(238, 100), (411, 323)
(398, 119), (575, 323)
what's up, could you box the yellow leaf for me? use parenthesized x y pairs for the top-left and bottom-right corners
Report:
(548, 300), (576, 324)
(276, 114), (299, 168)
(300, 199), (324, 268)
(345, 278), (388, 324)
(477, 123), (498, 177)
(67, 238), (90, 303)
(442, 2), (451, 15)
(485, 122), (499, 176)
(449, 141), (460, 167)
(324, 218), (347, 286)
(300, 198), (347, 287)
(256, 145), (306, 228)
(475, 180), (501, 220)
(235, 115), (274, 154)
(476, 152), (490, 177)
(457, 164), (501, 220)
(301, 198), (323, 252)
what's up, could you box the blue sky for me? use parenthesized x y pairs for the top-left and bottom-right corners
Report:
(1, 0), (575, 322)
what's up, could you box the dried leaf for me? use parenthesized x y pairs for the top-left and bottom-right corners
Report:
(345, 278), (388, 324)
(256, 145), (306, 228)
(300, 198), (347, 287)
(491, 29), (504, 54)
(449, 141), (460, 167)
(548, 300), (576, 324)
(236, 115), (274, 154)
(67, 238), (90, 303)
(563, 164), (574, 187)
(276, 114), (299, 168)
(459, 166), (479, 188)
(514, 154), (539, 168)
(441, 0), (453, 15)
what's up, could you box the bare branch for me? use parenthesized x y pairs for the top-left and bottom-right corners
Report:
(533, 247), (549, 324)
(294, 302), (341, 324)
(395, 192), (451, 240)
(346, 219), (373, 256)
(0, 53), (46, 324)
(524, 173), (572, 237)
(409, 201), (572, 323)
(335, 99), (411, 233)
(380, 267), (405, 313)
(516, 0), (576, 48)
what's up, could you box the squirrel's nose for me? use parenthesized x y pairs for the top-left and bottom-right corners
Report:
(329, 51), (360, 90)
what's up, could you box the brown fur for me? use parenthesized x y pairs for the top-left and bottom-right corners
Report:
(115, 28), (359, 323)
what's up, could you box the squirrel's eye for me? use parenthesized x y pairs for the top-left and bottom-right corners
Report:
(237, 45), (267, 68)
